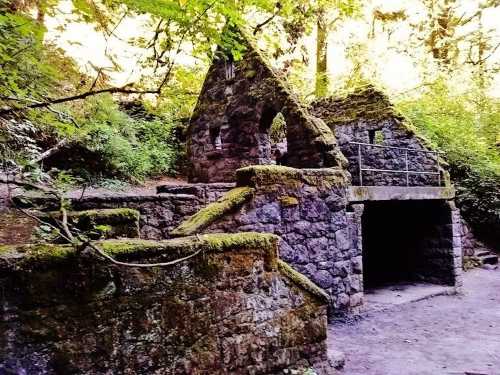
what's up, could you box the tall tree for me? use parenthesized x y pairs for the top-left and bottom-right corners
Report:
(314, 0), (360, 97)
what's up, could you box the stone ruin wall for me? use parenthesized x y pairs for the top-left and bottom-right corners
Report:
(173, 167), (364, 317)
(0, 233), (335, 375)
(171, 166), (464, 317)
(187, 30), (345, 184)
(310, 88), (448, 187)
(4, 183), (232, 243)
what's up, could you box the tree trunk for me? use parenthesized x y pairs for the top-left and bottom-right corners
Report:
(315, 10), (328, 97)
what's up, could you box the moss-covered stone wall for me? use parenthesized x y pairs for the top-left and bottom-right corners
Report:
(187, 28), (346, 183)
(310, 87), (449, 187)
(10, 183), (232, 242)
(0, 233), (335, 374)
(173, 166), (363, 317)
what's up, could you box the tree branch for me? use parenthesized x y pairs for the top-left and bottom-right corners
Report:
(253, 4), (282, 35)
(0, 84), (163, 115)
(2, 174), (205, 268)
(34, 139), (70, 164)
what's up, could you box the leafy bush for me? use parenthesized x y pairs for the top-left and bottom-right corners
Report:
(76, 95), (181, 181)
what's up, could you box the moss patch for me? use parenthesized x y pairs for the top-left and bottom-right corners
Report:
(171, 187), (254, 237)
(236, 165), (348, 190)
(278, 260), (329, 303)
(237, 165), (303, 188)
(279, 196), (299, 207)
(310, 86), (403, 127)
(44, 208), (140, 225)
(0, 243), (76, 269)
(40, 208), (141, 240)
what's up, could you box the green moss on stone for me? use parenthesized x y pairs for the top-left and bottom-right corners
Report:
(237, 165), (303, 187)
(0, 243), (76, 268)
(45, 208), (140, 224)
(74, 208), (139, 222)
(40, 208), (141, 240)
(0, 232), (279, 272)
(236, 165), (348, 190)
(311, 86), (402, 127)
(279, 196), (299, 207)
(170, 187), (254, 237)
(278, 260), (329, 303)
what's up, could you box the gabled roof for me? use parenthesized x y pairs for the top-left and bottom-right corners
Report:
(310, 85), (405, 128)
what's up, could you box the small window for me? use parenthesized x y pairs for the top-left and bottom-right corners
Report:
(210, 127), (222, 150)
(369, 130), (384, 144)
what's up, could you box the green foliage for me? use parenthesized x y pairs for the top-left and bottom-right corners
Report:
(77, 95), (180, 180)
(0, 8), (48, 98)
(269, 112), (286, 143)
(397, 79), (500, 246)
(0, 1), (82, 101)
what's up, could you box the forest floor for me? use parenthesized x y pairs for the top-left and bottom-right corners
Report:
(329, 267), (500, 375)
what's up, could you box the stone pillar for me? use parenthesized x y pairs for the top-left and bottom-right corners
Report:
(345, 203), (364, 314)
(449, 200), (464, 293)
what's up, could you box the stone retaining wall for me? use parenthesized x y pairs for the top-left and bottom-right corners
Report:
(172, 166), (364, 317)
(11, 183), (232, 241)
(172, 166), (464, 317)
(0, 233), (335, 374)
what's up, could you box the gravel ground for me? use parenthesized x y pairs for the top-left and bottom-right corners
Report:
(329, 267), (500, 375)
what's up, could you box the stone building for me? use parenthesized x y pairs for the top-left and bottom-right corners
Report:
(187, 30), (346, 183)
(181, 28), (464, 317)
(310, 87), (449, 187)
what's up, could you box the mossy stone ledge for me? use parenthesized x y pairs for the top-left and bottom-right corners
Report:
(236, 165), (349, 189)
(278, 260), (330, 303)
(0, 232), (280, 272)
(41, 208), (141, 239)
(170, 187), (255, 237)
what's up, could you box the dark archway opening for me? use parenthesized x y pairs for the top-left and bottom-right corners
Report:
(362, 200), (455, 290)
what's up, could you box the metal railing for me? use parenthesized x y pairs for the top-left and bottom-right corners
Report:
(350, 142), (443, 187)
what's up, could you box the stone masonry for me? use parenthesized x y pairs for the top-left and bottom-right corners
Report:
(172, 166), (364, 317)
(7, 183), (232, 242)
(310, 87), (450, 187)
(0, 233), (336, 374)
(171, 165), (463, 318)
(187, 27), (346, 183)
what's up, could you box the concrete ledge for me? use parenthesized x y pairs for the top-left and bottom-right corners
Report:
(347, 186), (455, 202)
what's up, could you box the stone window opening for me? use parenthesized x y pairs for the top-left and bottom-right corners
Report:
(368, 129), (384, 145)
(210, 126), (222, 150)
(258, 107), (287, 164)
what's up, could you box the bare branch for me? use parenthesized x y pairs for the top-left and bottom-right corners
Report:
(2, 175), (206, 268)
(253, 7), (281, 35)
(0, 84), (163, 115)
(34, 139), (70, 164)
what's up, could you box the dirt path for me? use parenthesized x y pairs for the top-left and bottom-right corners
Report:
(329, 268), (500, 375)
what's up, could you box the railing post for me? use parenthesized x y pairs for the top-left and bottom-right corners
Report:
(405, 150), (409, 187)
(358, 143), (363, 186)
(437, 154), (441, 187)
